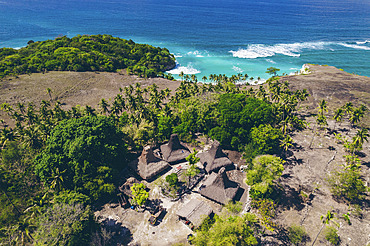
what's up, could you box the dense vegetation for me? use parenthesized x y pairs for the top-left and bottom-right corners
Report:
(0, 53), (368, 244)
(0, 34), (176, 78)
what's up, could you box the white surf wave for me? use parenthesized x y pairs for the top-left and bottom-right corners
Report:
(356, 40), (369, 45)
(339, 42), (370, 50)
(167, 63), (201, 75)
(187, 50), (204, 57)
(232, 66), (243, 73)
(230, 42), (330, 59)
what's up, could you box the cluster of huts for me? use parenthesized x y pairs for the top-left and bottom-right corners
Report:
(120, 134), (243, 229)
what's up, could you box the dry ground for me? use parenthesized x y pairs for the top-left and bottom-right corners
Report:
(276, 117), (370, 246)
(281, 64), (370, 127)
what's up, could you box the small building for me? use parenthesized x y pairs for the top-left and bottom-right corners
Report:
(199, 167), (240, 205)
(197, 140), (233, 173)
(119, 177), (139, 198)
(130, 146), (170, 181)
(160, 134), (191, 164)
(177, 199), (213, 228)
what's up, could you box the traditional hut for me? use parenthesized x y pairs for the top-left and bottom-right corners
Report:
(160, 134), (191, 164)
(130, 146), (170, 181)
(119, 177), (139, 198)
(177, 199), (213, 228)
(197, 140), (233, 173)
(199, 167), (240, 205)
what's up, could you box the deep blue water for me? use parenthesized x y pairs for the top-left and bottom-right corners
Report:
(1, 0), (369, 80)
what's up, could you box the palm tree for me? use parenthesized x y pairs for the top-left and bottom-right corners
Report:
(190, 74), (197, 82)
(352, 128), (369, 152)
(16, 103), (25, 115)
(333, 108), (344, 131)
(46, 88), (53, 101)
(49, 167), (66, 192)
(349, 108), (364, 126)
(98, 98), (110, 115)
(318, 100), (327, 117)
(317, 100), (328, 129)
(342, 102), (353, 116)
(202, 76), (207, 82)
(179, 71), (184, 81)
(312, 211), (338, 246)
(280, 135), (293, 153)
(10, 217), (34, 246)
(0, 167), (22, 216)
(84, 105), (96, 116)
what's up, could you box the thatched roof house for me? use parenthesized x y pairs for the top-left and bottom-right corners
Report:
(119, 177), (139, 197)
(130, 146), (170, 181)
(197, 140), (233, 173)
(160, 134), (190, 164)
(199, 167), (240, 205)
(177, 199), (213, 228)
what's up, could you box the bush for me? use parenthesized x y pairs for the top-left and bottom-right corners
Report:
(327, 167), (366, 203)
(166, 173), (178, 187)
(324, 226), (340, 245)
(225, 200), (243, 214)
(288, 225), (308, 245)
(246, 155), (284, 199)
(244, 124), (283, 162)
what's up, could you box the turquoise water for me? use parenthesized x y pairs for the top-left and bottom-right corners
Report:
(1, 0), (369, 80)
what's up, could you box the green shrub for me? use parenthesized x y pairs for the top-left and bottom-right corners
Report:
(225, 200), (243, 214)
(327, 167), (366, 203)
(246, 155), (284, 199)
(166, 173), (178, 187)
(288, 225), (308, 245)
(324, 226), (340, 245)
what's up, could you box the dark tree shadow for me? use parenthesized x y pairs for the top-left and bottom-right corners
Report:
(98, 218), (133, 246)
(275, 185), (305, 211)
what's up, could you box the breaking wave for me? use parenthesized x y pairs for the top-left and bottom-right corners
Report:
(230, 42), (329, 59)
(232, 66), (243, 73)
(167, 63), (201, 75)
(230, 41), (370, 59)
(339, 42), (370, 50)
(356, 40), (370, 45)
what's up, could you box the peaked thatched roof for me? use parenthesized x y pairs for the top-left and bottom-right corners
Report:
(130, 146), (170, 180)
(177, 199), (213, 227)
(197, 140), (233, 173)
(160, 134), (190, 164)
(119, 177), (139, 197)
(199, 167), (239, 205)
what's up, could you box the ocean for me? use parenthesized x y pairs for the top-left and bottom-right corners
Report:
(1, 0), (369, 81)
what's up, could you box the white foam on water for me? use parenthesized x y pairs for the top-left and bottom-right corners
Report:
(266, 59), (276, 64)
(167, 63), (201, 75)
(356, 40), (369, 45)
(339, 42), (370, 50)
(187, 50), (204, 57)
(230, 42), (330, 59)
(232, 65), (243, 73)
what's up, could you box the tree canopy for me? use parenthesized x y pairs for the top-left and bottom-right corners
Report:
(0, 34), (176, 78)
(191, 214), (259, 246)
(34, 116), (127, 201)
(209, 94), (275, 150)
(246, 155), (284, 199)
